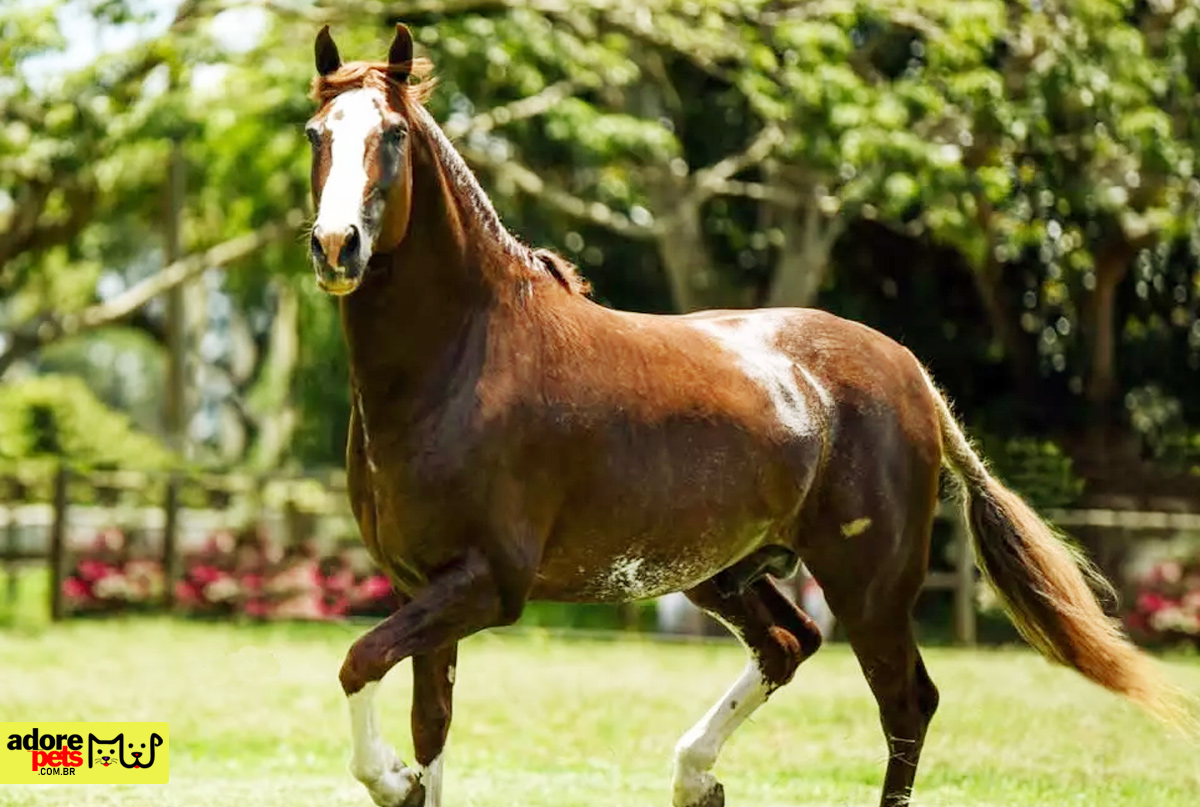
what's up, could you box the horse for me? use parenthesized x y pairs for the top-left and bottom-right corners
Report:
(303, 23), (1186, 807)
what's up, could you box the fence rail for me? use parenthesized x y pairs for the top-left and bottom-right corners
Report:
(2, 465), (1198, 640)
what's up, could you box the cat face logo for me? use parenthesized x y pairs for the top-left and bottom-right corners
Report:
(87, 733), (163, 770)
(93, 742), (117, 767)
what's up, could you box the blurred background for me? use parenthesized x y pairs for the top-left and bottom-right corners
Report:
(2, 0), (1200, 648)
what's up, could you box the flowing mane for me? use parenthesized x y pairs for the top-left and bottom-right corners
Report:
(310, 60), (590, 295)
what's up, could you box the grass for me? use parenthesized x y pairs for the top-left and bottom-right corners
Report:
(0, 618), (1198, 807)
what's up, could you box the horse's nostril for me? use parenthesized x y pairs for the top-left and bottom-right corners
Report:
(310, 231), (324, 260)
(337, 225), (362, 271)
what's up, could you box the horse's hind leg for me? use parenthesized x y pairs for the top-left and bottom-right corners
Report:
(805, 500), (940, 806)
(840, 615), (939, 807)
(673, 576), (823, 807)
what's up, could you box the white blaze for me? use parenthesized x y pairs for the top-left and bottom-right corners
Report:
(315, 88), (383, 254)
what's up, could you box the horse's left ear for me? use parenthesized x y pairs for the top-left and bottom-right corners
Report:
(315, 25), (341, 76)
(388, 23), (414, 82)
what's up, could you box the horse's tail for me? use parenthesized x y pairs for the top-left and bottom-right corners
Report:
(922, 369), (1193, 729)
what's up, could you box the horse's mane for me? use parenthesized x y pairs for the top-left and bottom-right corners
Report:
(309, 60), (590, 296)
(533, 249), (591, 295)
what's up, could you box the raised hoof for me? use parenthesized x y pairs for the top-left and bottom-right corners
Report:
(688, 783), (725, 807)
(398, 781), (426, 807)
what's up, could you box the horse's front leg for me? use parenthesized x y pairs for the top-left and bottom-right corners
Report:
(410, 645), (457, 807)
(340, 547), (515, 807)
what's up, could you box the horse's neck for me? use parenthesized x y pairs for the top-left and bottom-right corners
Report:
(340, 119), (508, 401)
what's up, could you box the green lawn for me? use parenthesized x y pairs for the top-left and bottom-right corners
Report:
(0, 619), (1197, 807)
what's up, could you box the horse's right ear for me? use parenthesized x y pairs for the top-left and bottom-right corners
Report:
(387, 23), (414, 82)
(315, 25), (341, 76)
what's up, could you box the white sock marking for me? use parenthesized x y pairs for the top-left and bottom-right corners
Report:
(672, 663), (770, 807)
(420, 753), (444, 807)
(347, 682), (419, 806)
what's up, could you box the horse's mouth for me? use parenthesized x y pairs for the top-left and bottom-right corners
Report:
(317, 274), (362, 296)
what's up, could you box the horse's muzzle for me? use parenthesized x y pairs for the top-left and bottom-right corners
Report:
(311, 223), (366, 295)
(315, 264), (363, 296)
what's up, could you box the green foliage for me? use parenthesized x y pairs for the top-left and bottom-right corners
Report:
(978, 433), (1085, 509)
(3, 0), (1200, 477)
(0, 374), (173, 471)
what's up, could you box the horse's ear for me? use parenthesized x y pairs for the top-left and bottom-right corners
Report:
(315, 25), (341, 76)
(388, 23), (414, 82)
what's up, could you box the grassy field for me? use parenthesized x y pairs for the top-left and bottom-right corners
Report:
(0, 618), (1198, 807)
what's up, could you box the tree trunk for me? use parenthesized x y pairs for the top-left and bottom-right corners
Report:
(653, 195), (710, 313)
(247, 281), (300, 469)
(1084, 240), (1136, 412)
(969, 254), (1037, 398)
(1068, 237), (1147, 488)
(766, 201), (841, 308)
(649, 180), (750, 312)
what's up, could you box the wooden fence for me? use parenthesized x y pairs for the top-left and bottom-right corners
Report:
(3, 464), (1199, 642)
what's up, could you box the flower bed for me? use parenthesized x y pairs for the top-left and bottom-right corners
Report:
(1126, 552), (1200, 648)
(62, 527), (398, 620)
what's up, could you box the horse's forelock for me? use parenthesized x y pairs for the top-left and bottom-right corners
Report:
(308, 58), (437, 111)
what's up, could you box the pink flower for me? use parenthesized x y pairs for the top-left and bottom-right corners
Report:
(190, 565), (224, 586)
(175, 581), (199, 605)
(324, 568), (354, 594)
(244, 598), (270, 618)
(1181, 590), (1200, 613)
(1136, 592), (1169, 615)
(1159, 561), (1184, 584)
(62, 577), (89, 600)
(324, 596), (348, 618)
(77, 560), (115, 582)
(356, 575), (393, 602)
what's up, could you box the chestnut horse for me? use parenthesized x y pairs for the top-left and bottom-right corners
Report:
(305, 24), (1184, 807)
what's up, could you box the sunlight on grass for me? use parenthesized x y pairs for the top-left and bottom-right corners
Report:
(0, 620), (1197, 806)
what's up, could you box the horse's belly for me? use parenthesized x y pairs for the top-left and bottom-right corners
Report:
(531, 551), (719, 602)
(530, 517), (778, 603)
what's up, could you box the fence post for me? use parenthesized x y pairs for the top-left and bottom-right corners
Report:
(952, 504), (977, 646)
(48, 464), (70, 622)
(162, 473), (181, 610)
(4, 507), (18, 610)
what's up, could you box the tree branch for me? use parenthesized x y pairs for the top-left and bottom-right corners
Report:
(0, 211), (306, 377)
(459, 145), (656, 239)
(687, 125), (784, 203)
(443, 79), (583, 139)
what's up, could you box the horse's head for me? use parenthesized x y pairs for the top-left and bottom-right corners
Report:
(305, 25), (424, 296)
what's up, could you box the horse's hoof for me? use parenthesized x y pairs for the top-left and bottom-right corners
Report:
(689, 782), (725, 807)
(397, 781), (426, 807)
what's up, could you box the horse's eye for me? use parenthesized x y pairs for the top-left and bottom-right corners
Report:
(382, 126), (405, 146)
(305, 126), (321, 145)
